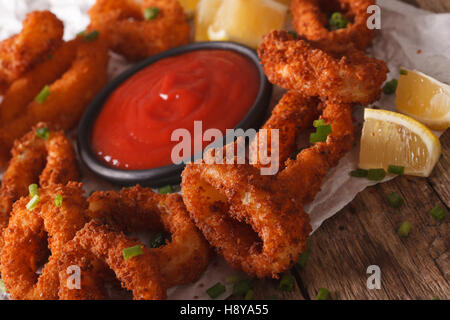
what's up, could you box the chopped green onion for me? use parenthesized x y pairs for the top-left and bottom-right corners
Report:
(429, 206), (445, 221)
(28, 184), (38, 196)
(288, 31), (298, 39)
(316, 288), (330, 300)
(397, 221), (412, 237)
(329, 12), (349, 30)
(279, 274), (294, 292)
(388, 165), (404, 175)
(297, 240), (310, 268)
(48, 54), (54, 60)
(350, 168), (369, 178)
(386, 192), (404, 208)
(383, 79), (398, 94)
(232, 279), (253, 297)
(122, 245), (143, 260)
(36, 127), (50, 140)
(83, 30), (99, 42)
(0, 279), (6, 293)
(158, 185), (173, 194)
(244, 289), (254, 300)
(54, 194), (63, 207)
(206, 282), (226, 299)
(399, 69), (408, 75)
(310, 124), (332, 143)
(144, 7), (159, 20)
(432, 296), (440, 300)
(367, 168), (386, 181)
(35, 85), (50, 104)
(26, 195), (40, 210)
(77, 30), (86, 37)
(226, 275), (242, 284)
(150, 232), (170, 248)
(313, 119), (325, 127)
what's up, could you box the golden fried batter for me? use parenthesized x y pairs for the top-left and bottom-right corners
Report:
(89, 0), (190, 61)
(0, 11), (64, 92)
(258, 30), (388, 105)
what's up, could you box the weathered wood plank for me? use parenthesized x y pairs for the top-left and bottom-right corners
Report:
(428, 130), (450, 207)
(295, 172), (449, 300)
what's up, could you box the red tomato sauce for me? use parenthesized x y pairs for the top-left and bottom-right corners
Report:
(91, 50), (259, 170)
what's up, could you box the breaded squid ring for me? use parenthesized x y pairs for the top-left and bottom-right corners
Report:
(0, 35), (108, 166)
(0, 123), (78, 252)
(291, 0), (376, 53)
(89, 0), (190, 61)
(0, 11), (64, 93)
(258, 30), (388, 105)
(58, 221), (166, 300)
(182, 99), (354, 278)
(0, 183), (89, 300)
(249, 91), (320, 170)
(57, 186), (210, 299)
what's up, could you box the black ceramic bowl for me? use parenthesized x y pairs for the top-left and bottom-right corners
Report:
(78, 41), (272, 188)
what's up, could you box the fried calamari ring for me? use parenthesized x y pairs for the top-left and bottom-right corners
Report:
(291, 0), (376, 53)
(89, 0), (190, 61)
(58, 221), (166, 300)
(0, 11), (64, 93)
(258, 30), (388, 105)
(0, 123), (78, 254)
(0, 183), (89, 300)
(0, 35), (108, 166)
(57, 186), (210, 299)
(182, 99), (354, 278)
(249, 91), (320, 170)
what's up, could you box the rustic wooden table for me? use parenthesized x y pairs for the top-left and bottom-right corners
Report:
(250, 0), (450, 300)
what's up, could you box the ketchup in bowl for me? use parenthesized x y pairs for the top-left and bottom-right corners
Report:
(91, 49), (260, 170)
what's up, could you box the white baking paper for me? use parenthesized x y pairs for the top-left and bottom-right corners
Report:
(0, 0), (449, 300)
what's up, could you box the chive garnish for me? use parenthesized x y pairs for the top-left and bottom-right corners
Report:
(310, 123), (332, 143)
(54, 194), (63, 207)
(232, 279), (253, 297)
(397, 221), (412, 237)
(386, 192), (404, 208)
(122, 245), (143, 260)
(26, 195), (40, 210)
(429, 206), (445, 221)
(329, 12), (349, 30)
(399, 69), (408, 75)
(144, 7), (159, 20)
(35, 85), (50, 104)
(350, 168), (369, 178)
(206, 282), (226, 299)
(83, 30), (99, 42)
(297, 240), (310, 268)
(388, 165), (404, 175)
(158, 185), (173, 194)
(383, 79), (398, 94)
(28, 184), (38, 197)
(36, 127), (50, 140)
(316, 288), (330, 300)
(149, 232), (170, 248)
(367, 168), (386, 181)
(279, 274), (294, 292)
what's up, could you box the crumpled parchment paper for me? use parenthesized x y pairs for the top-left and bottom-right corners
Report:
(0, 0), (448, 300)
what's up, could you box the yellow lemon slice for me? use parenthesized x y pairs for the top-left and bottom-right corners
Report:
(178, 0), (200, 16)
(207, 0), (288, 49)
(359, 108), (441, 177)
(194, 0), (223, 42)
(396, 69), (450, 130)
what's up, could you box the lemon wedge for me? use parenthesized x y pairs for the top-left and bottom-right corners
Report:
(359, 108), (441, 177)
(179, 0), (200, 17)
(207, 0), (288, 48)
(396, 69), (450, 130)
(195, 0), (223, 41)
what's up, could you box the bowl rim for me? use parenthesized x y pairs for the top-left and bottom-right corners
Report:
(77, 41), (272, 187)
